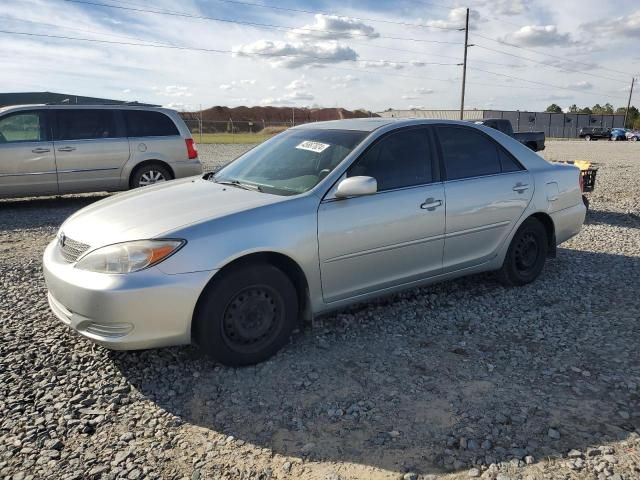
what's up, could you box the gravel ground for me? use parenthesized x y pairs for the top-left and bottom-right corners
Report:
(1, 141), (639, 480)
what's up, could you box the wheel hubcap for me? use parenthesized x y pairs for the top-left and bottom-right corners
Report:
(221, 286), (283, 353)
(514, 232), (539, 273)
(139, 170), (166, 186)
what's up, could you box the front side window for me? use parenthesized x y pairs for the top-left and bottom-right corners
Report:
(437, 126), (501, 180)
(348, 128), (434, 191)
(124, 110), (179, 137)
(0, 111), (45, 143)
(55, 109), (117, 140)
(215, 129), (367, 196)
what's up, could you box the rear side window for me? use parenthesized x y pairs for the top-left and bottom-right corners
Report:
(55, 109), (118, 141)
(0, 111), (47, 143)
(124, 110), (179, 137)
(437, 126), (501, 180)
(498, 148), (524, 173)
(349, 127), (434, 191)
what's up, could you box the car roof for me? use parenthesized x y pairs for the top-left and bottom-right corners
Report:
(0, 104), (176, 114)
(292, 117), (479, 132)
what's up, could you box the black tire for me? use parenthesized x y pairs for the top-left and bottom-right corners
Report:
(193, 263), (298, 366)
(130, 163), (173, 189)
(582, 195), (590, 211)
(497, 217), (548, 286)
(585, 135), (591, 141)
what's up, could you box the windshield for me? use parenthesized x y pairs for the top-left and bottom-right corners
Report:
(213, 128), (368, 196)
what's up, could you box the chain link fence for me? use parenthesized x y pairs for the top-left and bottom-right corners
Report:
(182, 119), (299, 144)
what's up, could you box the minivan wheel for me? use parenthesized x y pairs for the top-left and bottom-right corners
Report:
(131, 163), (173, 188)
(194, 263), (298, 366)
(585, 135), (592, 141)
(497, 217), (548, 287)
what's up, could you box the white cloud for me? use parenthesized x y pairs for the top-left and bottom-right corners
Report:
(219, 79), (257, 91)
(260, 90), (315, 105)
(325, 74), (359, 89)
(360, 60), (403, 70)
(582, 10), (640, 39)
(285, 76), (310, 91)
(287, 14), (378, 41)
(219, 84), (233, 90)
(232, 40), (357, 68)
(425, 8), (479, 30)
(503, 25), (572, 47)
(477, 0), (528, 16)
(401, 95), (420, 100)
(161, 85), (193, 97)
(122, 88), (131, 93)
(567, 81), (593, 90)
(414, 87), (434, 95)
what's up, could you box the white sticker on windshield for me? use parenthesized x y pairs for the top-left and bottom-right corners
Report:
(296, 140), (330, 153)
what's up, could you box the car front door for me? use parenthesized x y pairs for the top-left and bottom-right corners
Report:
(435, 125), (533, 272)
(317, 126), (445, 303)
(0, 109), (58, 198)
(52, 109), (130, 193)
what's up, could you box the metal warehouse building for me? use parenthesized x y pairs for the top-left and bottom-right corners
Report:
(378, 109), (625, 138)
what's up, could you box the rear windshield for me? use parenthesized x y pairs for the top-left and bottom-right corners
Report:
(214, 128), (368, 196)
(124, 110), (179, 137)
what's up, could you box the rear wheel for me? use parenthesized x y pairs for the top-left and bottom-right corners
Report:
(585, 135), (592, 141)
(631, 136), (638, 142)
(497, 217), (548, 286)
(193, 263), (298, 366)
(130, 163), (173, 188)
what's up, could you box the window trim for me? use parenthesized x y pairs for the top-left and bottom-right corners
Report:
(52, 109), (121, 141)
(344, 125), (441, 193)
(0, 109), (49, 144)
(434, 124), (526, 182)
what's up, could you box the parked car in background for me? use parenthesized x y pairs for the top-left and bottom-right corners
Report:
(610, 128), (627, 141)
(0, 105), (202, 198)
(44, 118), (586, 366)
(626, 130), (640, 142)
(578, 126), (611, 141)
(474, 118), (545, 151)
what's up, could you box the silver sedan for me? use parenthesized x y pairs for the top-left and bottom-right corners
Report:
(43, 119), (586, 365)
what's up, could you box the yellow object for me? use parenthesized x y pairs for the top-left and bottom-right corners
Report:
(573, 160), (592, 171)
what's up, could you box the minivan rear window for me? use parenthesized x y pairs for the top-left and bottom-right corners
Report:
(124, 110), (179, 137)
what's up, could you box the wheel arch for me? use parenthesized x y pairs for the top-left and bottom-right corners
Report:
(191, 251), (312, 338)
(529, 211), (556, 258)
(128, 160), (175, 188)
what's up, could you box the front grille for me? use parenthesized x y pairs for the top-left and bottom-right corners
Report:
(58, 235), (90, 263)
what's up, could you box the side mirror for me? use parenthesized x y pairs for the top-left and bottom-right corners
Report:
(335, 176), (377, 198)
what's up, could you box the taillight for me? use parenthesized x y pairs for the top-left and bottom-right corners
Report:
(579, 172), (584, 192)
(185, 139), (198, 160)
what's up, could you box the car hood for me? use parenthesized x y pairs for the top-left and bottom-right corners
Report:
(59, 177), (286, 248)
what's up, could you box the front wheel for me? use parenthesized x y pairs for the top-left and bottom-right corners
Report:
(497, 218), (548, 286)
(193, 263), (299, 366)
(585, 135), (592, 141)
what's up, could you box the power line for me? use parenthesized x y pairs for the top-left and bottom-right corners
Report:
(473, 44), (629, 83)
(118, 0), (466, 31)
(61, 0), (462, 45)
(0, 29), (459, 68)
(472, 32), (636, 78)
(468, 66), (628, 101)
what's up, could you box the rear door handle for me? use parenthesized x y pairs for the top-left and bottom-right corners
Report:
(32, 148), (50, 154)
(513, 183), (529, 193)
(420, 198), (443, 211)
(57, 146), (76, 152)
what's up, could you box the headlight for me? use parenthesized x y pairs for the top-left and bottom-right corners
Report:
(75, 239), (185, 274)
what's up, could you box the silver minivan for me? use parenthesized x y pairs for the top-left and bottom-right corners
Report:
(0, 105), (202, 198)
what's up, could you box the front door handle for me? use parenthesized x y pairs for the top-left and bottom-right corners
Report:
(32, 147), (50, 154)
(420, 198), (443, 211)
(513, 182), (529, 193)
(57, 146), (76, 152)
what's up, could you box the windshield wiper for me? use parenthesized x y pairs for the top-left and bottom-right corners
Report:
(215, 178), (263, 192)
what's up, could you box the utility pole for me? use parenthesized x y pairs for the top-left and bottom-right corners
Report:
(459, 7), (470, 121)
(624, 77), (635, 128)
(292, 107), (295, 126)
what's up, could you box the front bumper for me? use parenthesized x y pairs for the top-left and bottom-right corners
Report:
(43, 239), (214, 350)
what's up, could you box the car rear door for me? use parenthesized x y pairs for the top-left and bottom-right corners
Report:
(317, 126), (445, 303)
(435, 125), (533, 272)
(52, 108), (130, 193)
(0, 109), (58, 197)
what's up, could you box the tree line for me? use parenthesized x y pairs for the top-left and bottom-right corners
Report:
(545, 103), (639, 128)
